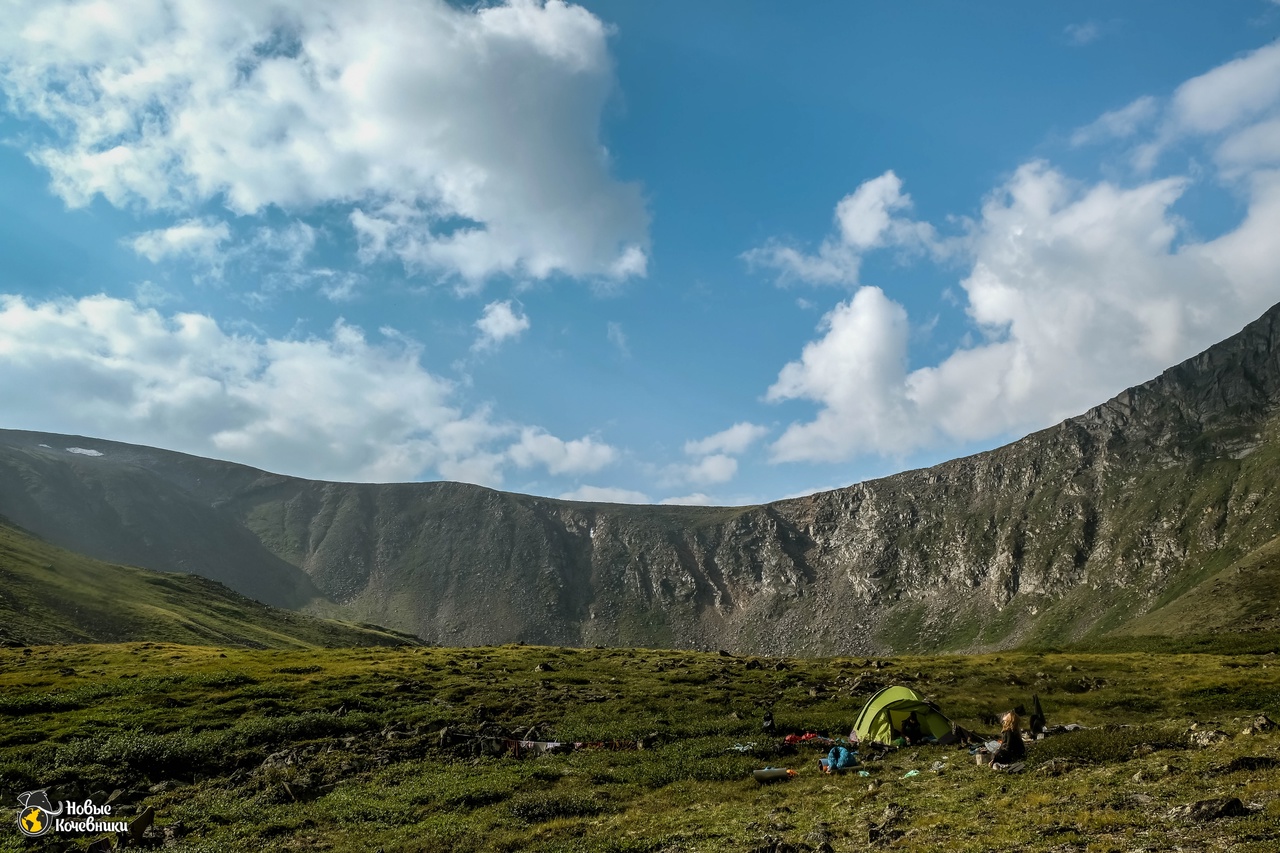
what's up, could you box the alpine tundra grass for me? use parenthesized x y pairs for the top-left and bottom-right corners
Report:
(2, 638), (1279, 851)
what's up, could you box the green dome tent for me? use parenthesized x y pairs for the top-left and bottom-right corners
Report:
(852, 686), (953, 745)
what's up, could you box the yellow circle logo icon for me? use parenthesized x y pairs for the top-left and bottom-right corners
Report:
(18, 805), (50, 837)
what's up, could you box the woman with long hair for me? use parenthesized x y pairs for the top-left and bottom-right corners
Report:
(989, 710), (1026, 767)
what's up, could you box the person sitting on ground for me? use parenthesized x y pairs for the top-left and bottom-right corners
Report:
(988, 710), (1026, 767)
(900, 711), (924, 745)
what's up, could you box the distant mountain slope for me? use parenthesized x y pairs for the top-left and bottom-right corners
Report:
(1117, 531), (1280, 637)
(0, 437), (323, 608)
(2, 302), (1280, 654)
(0, 519), (418, 648)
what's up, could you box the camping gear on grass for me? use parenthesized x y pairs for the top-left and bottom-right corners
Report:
(852, 686), (954, 746)
(819, 745), (859, 773)
(752, 767), (797, 782)
(1030, 693), (1046, 736)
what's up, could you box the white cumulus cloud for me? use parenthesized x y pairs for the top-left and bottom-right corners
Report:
(681, 453), (737, 485)
(508, 427), (616, 475)
(558, 485), (650, 504)
(768, 286), (925, 461)
(1136, 38), (1280, 172)
(683, 422), (768, 456)
(1169, 38), (1280, 136)
(130, 219), (231, 264)
(0, 294), (623, 487)
(766, 156), (1278, 463)
(0, 0), (649, 285)
(665, 422), (767, 487)
(473, 300), (531, 351)
(743, 171), (949, 286)
(659, 493), (714, 506)
(762, 40), (1280, 467)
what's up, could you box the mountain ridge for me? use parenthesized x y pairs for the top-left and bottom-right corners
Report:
(3, 302), (1280, 653)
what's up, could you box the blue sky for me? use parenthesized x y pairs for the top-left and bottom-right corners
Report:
(2, 1), (1279, 505)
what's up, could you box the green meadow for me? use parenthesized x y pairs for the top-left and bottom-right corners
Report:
(3, 638), (1280, 851)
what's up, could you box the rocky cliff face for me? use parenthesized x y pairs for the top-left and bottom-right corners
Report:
(4, 304), (1280, 654)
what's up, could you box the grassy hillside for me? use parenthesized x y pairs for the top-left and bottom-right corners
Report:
(0, 520), (419, 649)
(0, 436), (325, 609)
(1118, 532), (1280, 637)
(1, 640), (1278, 851)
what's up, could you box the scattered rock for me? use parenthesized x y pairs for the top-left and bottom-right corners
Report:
(868, 801), (906, 845)
(744, 659), (762, 670)
(849, 673), (885, 695)
(534, 662), (555, 672)
(129, 806), (155, 844)
(1036, 758), (1075, 777)
(1240, 714), (1276, 736)
(148, 780), (183, 795)
(162, 820), (188, 844)
(1188, 729), (1229, 748)
(878, 804), (904, 823)
(1170, 797), (1251, 821)
(259, 749), (299, 770)
(806, 821), (834, 849)
(1066, 676), (1105, 693)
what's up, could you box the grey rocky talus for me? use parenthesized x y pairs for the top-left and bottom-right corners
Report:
(3, 303), (1280, 653)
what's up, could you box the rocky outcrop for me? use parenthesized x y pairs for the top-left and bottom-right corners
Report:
(3, 304), (1280, 654)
